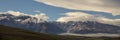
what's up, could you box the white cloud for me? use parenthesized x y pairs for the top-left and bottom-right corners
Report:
(6, 11), (25, 16)
(34, 13), (49, 23)
(60, 33), (120, 37)
(34, 0), (120, 16)
(97, 17), (120, 26)
(56, 12), (120, 26)
(56, 12), (95, 22)
(0, 10), (32, 17)
(33, 10), (41, 13)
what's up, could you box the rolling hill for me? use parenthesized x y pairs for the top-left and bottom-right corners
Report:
(0, 25), (62, 40)
(0, 25), (120, 40)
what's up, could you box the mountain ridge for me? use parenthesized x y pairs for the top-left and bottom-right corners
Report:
(0, 13), (120, 35)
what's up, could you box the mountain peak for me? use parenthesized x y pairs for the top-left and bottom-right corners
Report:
(0, 11), (49, 23)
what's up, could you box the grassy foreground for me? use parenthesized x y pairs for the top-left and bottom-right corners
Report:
(0, 25), (120, 40)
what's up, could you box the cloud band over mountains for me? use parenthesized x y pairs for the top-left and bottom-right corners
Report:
(34, 0), (120, 26)
(34, 0), (120, 16)
(56, 12), (120, 26)
(0, 10), (120, 26)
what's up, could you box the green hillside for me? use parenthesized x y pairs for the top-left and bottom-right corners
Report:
(0, 25), (120, 40)
(0, 25), (61, 40)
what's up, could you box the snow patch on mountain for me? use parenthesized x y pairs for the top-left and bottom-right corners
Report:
(0, 10), (49, 23)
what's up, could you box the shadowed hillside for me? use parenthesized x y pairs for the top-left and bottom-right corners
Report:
(0, 25), (61, 40)
(0, 25), (120, 40)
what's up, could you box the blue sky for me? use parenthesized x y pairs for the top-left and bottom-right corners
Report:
(0, 0), (120, 21)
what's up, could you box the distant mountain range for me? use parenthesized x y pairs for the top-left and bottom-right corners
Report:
(0, 13), (120, 35)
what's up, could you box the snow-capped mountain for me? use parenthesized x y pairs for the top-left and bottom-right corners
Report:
(0, 13), (64, 34)
(0, 13), (120, 34)
(56, 21), (120, 34)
